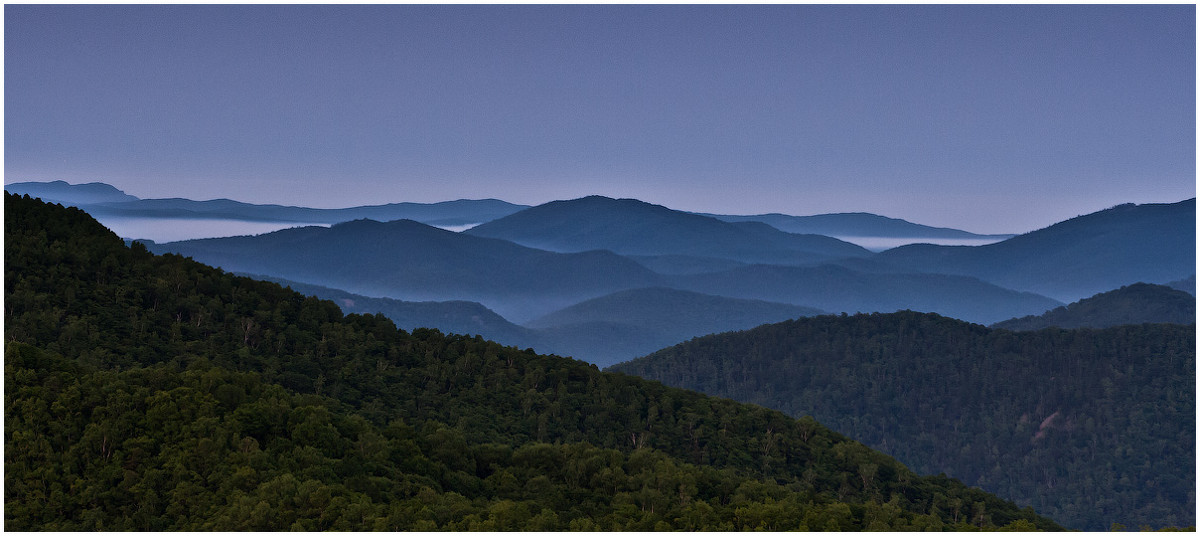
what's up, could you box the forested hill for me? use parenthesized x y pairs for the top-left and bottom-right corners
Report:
(609, 312), (1195, 530)
(5, 192), (1062, 530)
(991, 283), (1196, 331)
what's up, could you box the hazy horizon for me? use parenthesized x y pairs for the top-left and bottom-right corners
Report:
(6, 5), (1195, 235)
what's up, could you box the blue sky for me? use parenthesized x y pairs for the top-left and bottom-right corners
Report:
(5, 4), (1195, 234)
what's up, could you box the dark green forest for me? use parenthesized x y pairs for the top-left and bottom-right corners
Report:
(5, 192), (1061, 530)
(611, 312), (1196, 530)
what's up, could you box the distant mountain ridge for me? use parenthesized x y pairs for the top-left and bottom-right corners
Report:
(464, 195), (873, 265)
(704, 211), (1013, 239)
(4, 180), (138, 205)
(990, 282), (1196, 331)
(151, 213), (1062, 331)
(3, 180), (1011, 242)
(668, 263), (1060, 325)
(148, 218), (662, 323)
(873, 199), (1196, 302)
(526, 287), (823, 366)
(251, 277), (823, 367)
(4, 180), (529, 227)
(21, 181), (1189, 348)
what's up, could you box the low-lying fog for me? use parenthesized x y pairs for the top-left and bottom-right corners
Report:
(98, 216), (331, 243)
(100, 215), (1010, 253)
(836, 236), (1009, 252)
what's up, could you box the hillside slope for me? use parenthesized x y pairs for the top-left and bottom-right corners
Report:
(5, 192), (1062, 530)
(610, 312), (1195, 530)
(991, 283), (1196, 330)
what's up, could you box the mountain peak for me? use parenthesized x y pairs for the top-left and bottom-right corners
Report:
(5, 179), (139, 205)
(467, 196), (870, 263)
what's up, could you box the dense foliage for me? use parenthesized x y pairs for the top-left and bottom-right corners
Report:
(991, 283), (1196, 331)
(611, 312), (1196, 530)
(5, 193), (1061, 530)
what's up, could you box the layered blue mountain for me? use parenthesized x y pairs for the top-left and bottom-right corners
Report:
(4, 180), (528, 227)
(464, 195), (872, 266)
(150, 213), (1062, 332)
(704, 211), (1013, 240)
(669, 264), (1060, 325)
(990, 282), (1196, 331)
(873, 199), (1196, 302)
(246, 277), (822, 367)
(524, 287), (823, 366)
(148, 218), (662, 322)
(251, 275), (537, 345)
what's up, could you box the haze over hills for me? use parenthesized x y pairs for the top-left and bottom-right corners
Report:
(464, 195), (873, 265)
(148, 218), (663, 323)
(250, 278), (822, 367)
(526, 288), (823, 366)
(251, 275), (538, 346)
(874, 199), (1196, 302)
(704, 211), (1014, 240)
(608, 311), (1196, 530)
(668, 263), (1061, 326)
(990, 282), (1196, 331)
(148, 214), (1062, 331)
(11, 181), (1191, 353)
(3, 180), (528, 228)
(6, 180), (1021, 249)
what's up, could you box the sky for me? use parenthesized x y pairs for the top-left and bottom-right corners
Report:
(4, 4), (1195, 234)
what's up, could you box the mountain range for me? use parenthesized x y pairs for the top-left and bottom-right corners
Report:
(3, 180), (528, 227)
(703, 211), (1013, 240)
(6, 192), (1065, 530)
(147, 218), (662, 323)
(148, 201), (1063, 333)
(7, 186), (1194, 530)
(464, 195), (873, 265)
(136, 192), (1197, 363)
(4, 180), (1015, 241)
(250, 278), (821, 367)
(873, 199), (1196, 302)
